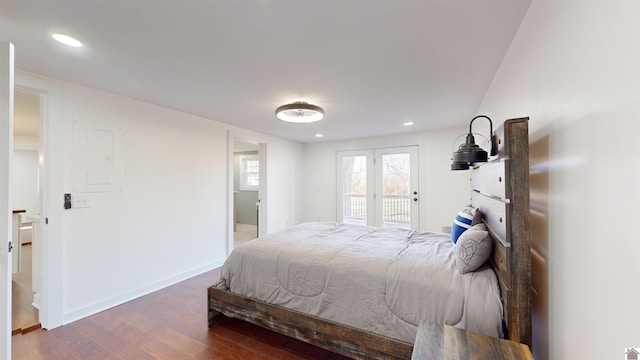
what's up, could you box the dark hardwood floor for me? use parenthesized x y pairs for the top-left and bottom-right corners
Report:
(12, 269), (349, 359)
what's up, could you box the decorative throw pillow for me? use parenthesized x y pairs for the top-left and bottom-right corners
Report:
(451, 205), (477, 244)
(472, 208), (484, 226)
(456, 223), (493, 274)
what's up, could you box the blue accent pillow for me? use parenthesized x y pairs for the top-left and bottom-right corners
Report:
(452, 205), (476, 244)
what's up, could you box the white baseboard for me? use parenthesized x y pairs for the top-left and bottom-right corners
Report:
(62, 258), (225, 325)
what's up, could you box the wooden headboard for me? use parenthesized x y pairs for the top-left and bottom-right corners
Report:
(470, 117), (531, 346)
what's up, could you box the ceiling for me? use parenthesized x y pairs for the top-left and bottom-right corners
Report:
(0, 0), (531, 143)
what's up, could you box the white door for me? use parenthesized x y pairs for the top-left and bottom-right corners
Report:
(0, 41), (15, 359)
(337, 150), (374, 226)
(375, 146), (419, 229)
(337, 146), (419, 229)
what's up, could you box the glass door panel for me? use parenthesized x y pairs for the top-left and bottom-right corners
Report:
(339, 154), (369, 226)
(376, 146), (419, 229)
(380, 153), (411, 228)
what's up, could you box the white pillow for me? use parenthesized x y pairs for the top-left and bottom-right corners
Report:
(456, 223), (493, 274)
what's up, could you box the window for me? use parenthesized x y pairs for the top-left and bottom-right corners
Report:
(240, 155), (259, 191)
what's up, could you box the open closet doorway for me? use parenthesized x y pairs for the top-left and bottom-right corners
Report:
(232, 140), (260, 248)
(11, 89), (42, 334)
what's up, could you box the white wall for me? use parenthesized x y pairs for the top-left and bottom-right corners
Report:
(302, 127), (470, 232)
(476, 1), (640, 359)
(60, 84), (231, 319)
(267, 139), (305, 230)
(11, 149), (38, 220)
(16, 71), (304, 327)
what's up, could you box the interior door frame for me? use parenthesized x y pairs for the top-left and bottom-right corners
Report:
(14, 72), (64, 330)
(227, 131), (267, 256)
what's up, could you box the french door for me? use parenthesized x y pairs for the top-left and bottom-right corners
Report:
(337, 146), (419, 229)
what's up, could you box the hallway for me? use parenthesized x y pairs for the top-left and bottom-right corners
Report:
(12, 225), (39, 335)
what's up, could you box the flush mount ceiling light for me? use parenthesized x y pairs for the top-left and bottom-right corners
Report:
(275, 101), (324, 123)
(52, 33), (83, 48)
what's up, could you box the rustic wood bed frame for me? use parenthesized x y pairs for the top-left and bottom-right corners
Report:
(208, 117), (531, 359)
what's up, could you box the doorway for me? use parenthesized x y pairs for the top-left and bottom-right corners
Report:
(337, 146), (419, 229)
(11, 90), (41, 334)
(232, 140), (261, 248)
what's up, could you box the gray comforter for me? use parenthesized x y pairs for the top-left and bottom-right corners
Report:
(215, 222), (503, 343)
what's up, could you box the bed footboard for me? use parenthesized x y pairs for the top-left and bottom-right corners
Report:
(208, 307), (226, 328)
(208, 286), (413, 360)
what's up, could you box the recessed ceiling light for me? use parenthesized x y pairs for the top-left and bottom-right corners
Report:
(52, 33), (83, 48)
(315, 133), (324, 138)
(403, 121), (414, 126)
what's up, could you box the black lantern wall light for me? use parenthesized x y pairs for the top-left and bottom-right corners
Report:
(451, 115), (498, 171)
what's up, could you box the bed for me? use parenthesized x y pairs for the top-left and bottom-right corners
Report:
(208, 118), (531, 359)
